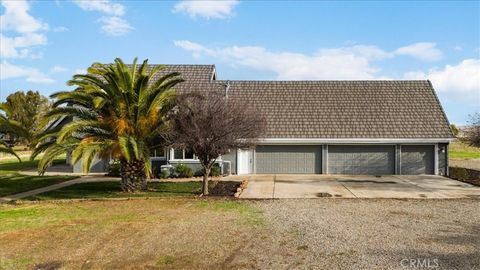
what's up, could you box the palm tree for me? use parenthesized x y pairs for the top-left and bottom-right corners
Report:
(0, 105), (28, 162)
(33, 58), (183, 192)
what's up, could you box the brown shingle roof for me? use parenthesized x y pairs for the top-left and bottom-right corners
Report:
(216, 80), (453, 139)
(106, 64), (454, 139)
(151, 64), (215, 85)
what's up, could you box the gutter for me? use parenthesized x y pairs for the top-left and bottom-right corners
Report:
(256, 138), (455, 144)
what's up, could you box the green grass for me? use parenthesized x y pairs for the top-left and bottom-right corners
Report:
(0, 156), (75, 197)
(449, 142), (480, 160)
(0, 155), (66, 172)
(25, 181), (203, 200)
(0, 173), (76, 197)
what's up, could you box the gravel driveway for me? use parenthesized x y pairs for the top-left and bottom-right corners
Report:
(228, 199), (480, 269)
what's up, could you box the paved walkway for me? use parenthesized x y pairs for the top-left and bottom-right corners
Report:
(237, 174), (480, 199)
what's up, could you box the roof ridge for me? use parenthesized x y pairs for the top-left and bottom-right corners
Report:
(214, 80), (430, 83)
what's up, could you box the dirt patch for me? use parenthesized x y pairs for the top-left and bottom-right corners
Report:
(208, 181), (241, 196)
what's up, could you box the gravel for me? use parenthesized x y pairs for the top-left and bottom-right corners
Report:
(228, 199), (480, 270)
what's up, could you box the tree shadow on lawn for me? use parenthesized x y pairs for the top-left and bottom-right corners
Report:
(24, 180), (241, 201)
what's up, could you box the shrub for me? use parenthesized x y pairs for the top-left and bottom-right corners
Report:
(194, 169), (204, 177)
(194, 164), (222, 177)
(449, 167), (469, 181)
(210, 165), (221, 177)
(174, 163), (193, 178)
(106, 159), (121, 176)
(160, 169), (170, 179)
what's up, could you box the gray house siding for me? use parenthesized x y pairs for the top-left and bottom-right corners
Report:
(73, 157), (108, 173)
(72, 143), (449, 176)
(438, 143), (448, 176)
(221, 151), (236, 175)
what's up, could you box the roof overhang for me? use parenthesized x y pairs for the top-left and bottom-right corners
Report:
(257, 138), (456, 144)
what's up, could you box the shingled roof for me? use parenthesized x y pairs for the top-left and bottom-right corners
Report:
(130, 64), (216, 91)
(86, 64), (454, 139)
(151, 64), (215, 84)
(217, 80), (454, 139)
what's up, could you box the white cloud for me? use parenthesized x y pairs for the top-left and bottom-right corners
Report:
(0, 33), (47, 58)
(0, 61), (54, 83)
(100, 16), (133, 36)
(73, 0), (125, 16)
(394, 42), (443, 61)
(0, 0), (48, 33)
(454, 46), (463, 51)
(0, 1), (49, 59)
(174, 40), (388, 80)
(52, 26), (69, 32)
(72, 0), (132, 36)
(50, 65), (68, 73)
(175, 40), (478, 103)
(173, 0), (239, 19)
(404, 59), (480, 101)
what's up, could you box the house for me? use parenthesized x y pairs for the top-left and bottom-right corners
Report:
(66, 64), (454, 176)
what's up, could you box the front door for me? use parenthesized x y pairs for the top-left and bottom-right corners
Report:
(237, 149), (253, 174)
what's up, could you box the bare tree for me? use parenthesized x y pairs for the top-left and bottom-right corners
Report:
(166, 91), (265, 195)
(465, 113), (480, 147)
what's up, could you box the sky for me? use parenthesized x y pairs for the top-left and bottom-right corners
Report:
(0, 0), (479, 125)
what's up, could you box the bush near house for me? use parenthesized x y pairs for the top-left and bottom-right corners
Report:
(174, 163), (193, 178)
(449, 167), (480, 186)
(106, 160), (121, 177)
(195, 164), (222, 177)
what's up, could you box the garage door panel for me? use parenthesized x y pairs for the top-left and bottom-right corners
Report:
(328, 145), (395, 175)
(256, 145), (321, 174)
(401, 145), (434, 175)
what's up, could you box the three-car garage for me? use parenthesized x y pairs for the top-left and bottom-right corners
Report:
(248, 144), (437, 175)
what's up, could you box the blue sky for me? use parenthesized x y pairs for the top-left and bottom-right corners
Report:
(0, 0), (479, 124)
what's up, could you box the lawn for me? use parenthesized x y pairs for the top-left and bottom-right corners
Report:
(0, 198), (264, 269)
(26, 181), (203, 200)
(0, 156), (75, 197)
(449, 141), (480, 160)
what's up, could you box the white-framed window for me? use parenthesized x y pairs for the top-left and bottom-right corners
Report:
(171, 148), (197, 160)
(151, 147), (166, 158)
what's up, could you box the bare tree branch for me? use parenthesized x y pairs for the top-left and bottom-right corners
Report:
(165, 91), (266, 195)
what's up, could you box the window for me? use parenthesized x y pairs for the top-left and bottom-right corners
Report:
(151, 147), (165, 157)
(174, 149), (184, 159)
(184, 149), (194, 159)
(172, 148), (196, 160)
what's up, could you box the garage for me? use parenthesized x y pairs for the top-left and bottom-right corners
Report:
(255, 145), (322, 174)
(401, 145), (434, 175)
(328, 145), (395, 175)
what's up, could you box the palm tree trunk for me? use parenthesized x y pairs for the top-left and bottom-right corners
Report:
(120, 159), (147, 192)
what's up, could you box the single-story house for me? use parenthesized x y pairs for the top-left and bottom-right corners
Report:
(63, 64), (454, 176)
